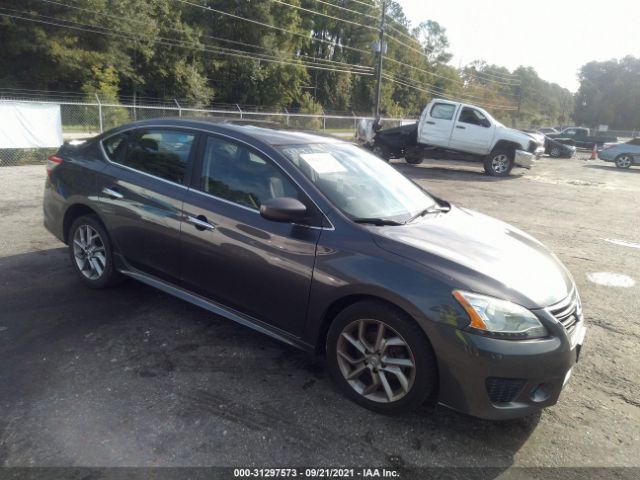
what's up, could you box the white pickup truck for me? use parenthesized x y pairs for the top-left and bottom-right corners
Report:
(359, 99), (544, 176)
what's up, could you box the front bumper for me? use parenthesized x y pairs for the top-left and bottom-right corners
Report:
(597, 151), (615, 161)
(514, 147), (543, 169)
(433, 302), (585, 420)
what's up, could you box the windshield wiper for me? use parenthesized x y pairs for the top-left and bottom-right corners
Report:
(353, 217), (403, 226)
(406, 205), (449, 224)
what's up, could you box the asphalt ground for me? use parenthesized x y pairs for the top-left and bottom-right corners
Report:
(0, 152), (638, 474)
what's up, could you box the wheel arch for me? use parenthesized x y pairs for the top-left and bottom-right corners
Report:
(491, 140), (522, 155)
(62, 203), (104, 244)
(314, 293), (433, 355)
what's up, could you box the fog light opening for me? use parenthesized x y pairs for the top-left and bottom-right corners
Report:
(529, 383), (552, 403)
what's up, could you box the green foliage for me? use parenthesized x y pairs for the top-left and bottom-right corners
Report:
(81, 65), (129, 129)
(0, 0), (576, 126)
(293, 93), (323, 130)
(574, 56), (640, 130)
(412, 21), (452, 64)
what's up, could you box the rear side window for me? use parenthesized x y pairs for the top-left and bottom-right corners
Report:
(115, 129), (195, 184)
(430, 103), (456, 120)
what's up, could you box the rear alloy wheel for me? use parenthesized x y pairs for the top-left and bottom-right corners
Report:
(614, 154), (633, 169)
(326, 301), (437, 413)
(69, 215), (122, 288)
(549, 146), (562, 158)
(484, 148), (514, 177)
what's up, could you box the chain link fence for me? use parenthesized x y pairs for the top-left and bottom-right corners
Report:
(1, 98), (414, 167)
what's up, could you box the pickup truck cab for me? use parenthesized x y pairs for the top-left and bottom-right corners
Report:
(547, 127), (618, 148)
(361, 99), (544, 177)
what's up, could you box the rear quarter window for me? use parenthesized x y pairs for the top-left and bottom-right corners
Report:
(102, 133), (128, 161)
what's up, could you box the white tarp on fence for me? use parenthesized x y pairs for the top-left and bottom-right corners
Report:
(0, 102), (63, 148)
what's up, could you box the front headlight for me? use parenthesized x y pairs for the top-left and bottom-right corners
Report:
(453, 290), (548, 339)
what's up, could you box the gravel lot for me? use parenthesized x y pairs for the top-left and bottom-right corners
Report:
(0, 154), (638, 474)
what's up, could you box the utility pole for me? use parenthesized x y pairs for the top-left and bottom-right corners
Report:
(516, 85), (523, 128)
(374, 0), (386, 120)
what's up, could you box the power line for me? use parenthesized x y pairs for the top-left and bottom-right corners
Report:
(9, 1), (525, 109)
(383, 73), (517, 110)
(465, 66), (521, 83)
(0, 10), (373, 76)
(467, 73), (520, 87)
(37, 0), (374, 73)
(174, 0), (371, 56)
(344, 0), (377, 8)
(304, 0), (379, 22)
(268, 0), (378, 30)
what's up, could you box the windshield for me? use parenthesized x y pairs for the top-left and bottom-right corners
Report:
(278, 143), (436, 222)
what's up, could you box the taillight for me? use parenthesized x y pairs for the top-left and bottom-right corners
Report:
(46, 155), (63, 175)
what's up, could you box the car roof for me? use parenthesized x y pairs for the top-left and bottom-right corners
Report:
(112, 117), (345, 146)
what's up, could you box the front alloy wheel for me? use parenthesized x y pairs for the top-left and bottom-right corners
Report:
(336, 319), (416, 403)
(326, 300), (437, 413)
(484, 148), (514, 176)
(615, 154), (633, 168)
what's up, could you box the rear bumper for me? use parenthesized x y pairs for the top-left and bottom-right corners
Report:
(43, 178), (66, 243)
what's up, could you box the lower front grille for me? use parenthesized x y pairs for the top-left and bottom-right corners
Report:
(486, 377), (526, 404)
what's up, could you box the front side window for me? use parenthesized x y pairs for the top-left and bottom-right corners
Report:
(458, 107), (488, 127)
(116, 129), (195, 183)
(430, 103), (456, 120)
(278, 143), (436, 222)
(200, 136), (299, 210)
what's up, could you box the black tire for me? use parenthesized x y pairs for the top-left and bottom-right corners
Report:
(372, 144), (391, 161)
(614, 154), (633, 169)
(326, 300), (437, 414)
(405, 154), (424, 165)
(484, 148), (514, 177)
(549, 146), (562, 158)
(68, 214), (123, 288)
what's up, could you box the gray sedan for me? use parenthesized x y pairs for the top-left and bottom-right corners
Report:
(597, 138), (640, 168)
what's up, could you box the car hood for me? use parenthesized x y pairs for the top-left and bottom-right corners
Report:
(496, 126), (542, 148)
(373, 206), (573, 308)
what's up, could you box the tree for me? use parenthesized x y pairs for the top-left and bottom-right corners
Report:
(574, 56), (640, 129)
(412, 20), (452, 64)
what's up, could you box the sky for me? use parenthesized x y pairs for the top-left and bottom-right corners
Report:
(395, 0), (639, 92)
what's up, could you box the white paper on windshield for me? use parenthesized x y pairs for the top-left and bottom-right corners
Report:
(300, 153), (347, 174)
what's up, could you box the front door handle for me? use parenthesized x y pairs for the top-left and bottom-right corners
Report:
(186, 215), (215, 231)
(426, 121), (436, 125)
(456, 125), (466, 129)
(102, 187), (123, 200)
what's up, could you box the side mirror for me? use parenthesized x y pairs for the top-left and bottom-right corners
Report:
(260, 197), (307, 223)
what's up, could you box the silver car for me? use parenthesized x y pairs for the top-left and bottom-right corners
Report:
(597, 138), (640, 168)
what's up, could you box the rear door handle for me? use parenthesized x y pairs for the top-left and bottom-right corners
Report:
(426, 121), (436, 125)
(456, 125), (466, 129)
(102, 187), (123, 200)
(186, 214), (215, 231)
